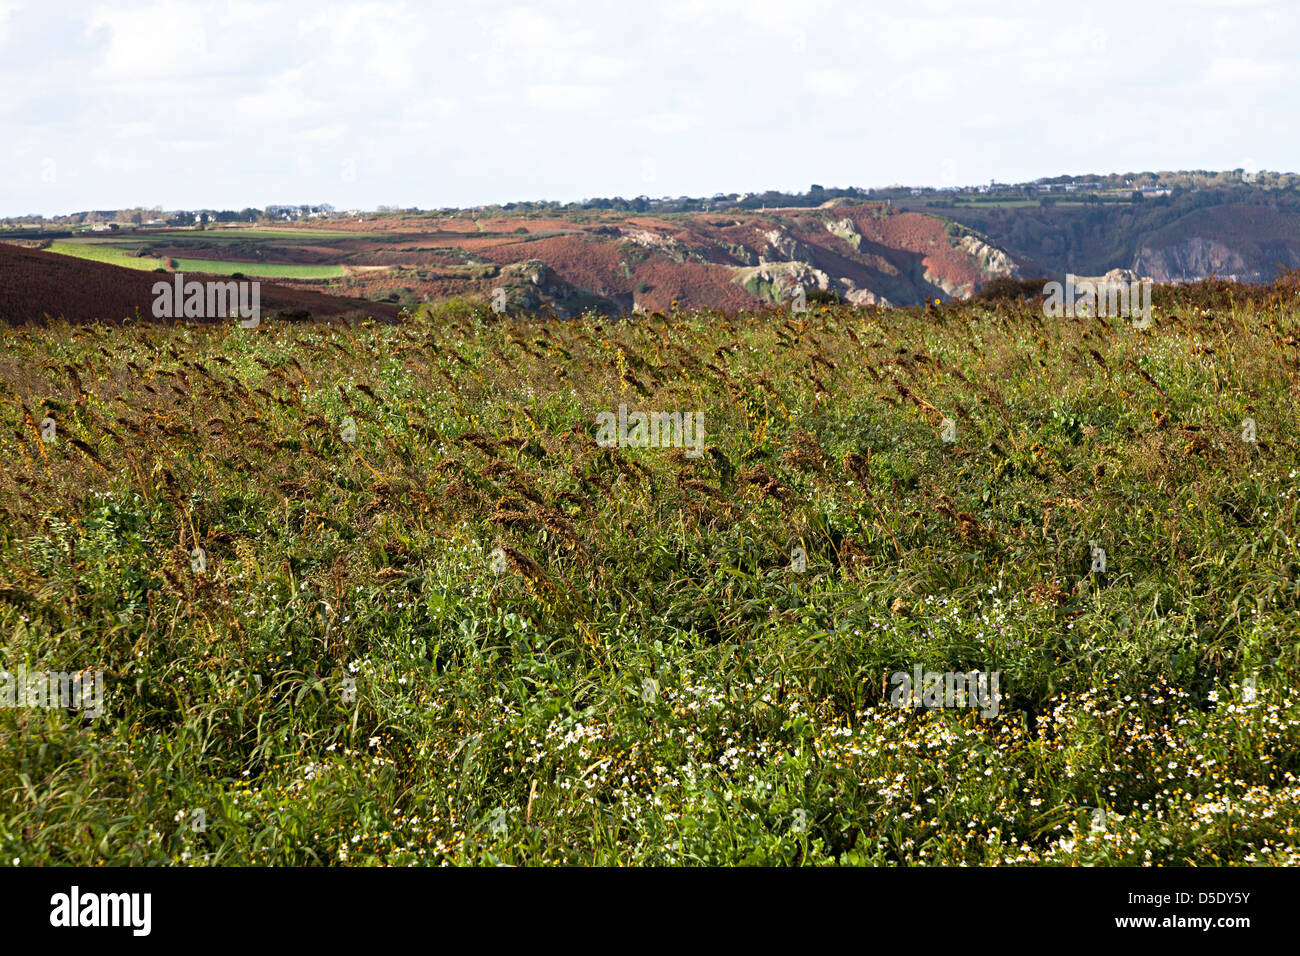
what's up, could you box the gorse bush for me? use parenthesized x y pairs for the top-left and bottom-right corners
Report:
(0, 283), (1298, 865)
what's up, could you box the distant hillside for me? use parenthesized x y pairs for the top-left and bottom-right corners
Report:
(11, 203), (1026, 317)
(14, 169), (1300, 315)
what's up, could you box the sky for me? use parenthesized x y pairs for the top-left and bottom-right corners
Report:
(0, 0), (1296, 216)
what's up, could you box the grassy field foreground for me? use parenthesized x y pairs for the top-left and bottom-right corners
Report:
(1, 284), (1299, 865)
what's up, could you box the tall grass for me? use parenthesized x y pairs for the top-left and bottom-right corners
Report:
(1, 284), (1298, 865)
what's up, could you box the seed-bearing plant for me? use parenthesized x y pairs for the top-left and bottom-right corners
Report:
(0, 275), (1298, 866)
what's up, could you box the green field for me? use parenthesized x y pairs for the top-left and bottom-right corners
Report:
(1, 284), (1298, 865)
(145, 227), (383, 241)
(951, 199), (1044, 208)
(169, 258), (346, 279)
(46, 240), (169, 271)
(45, 241), (347, 278)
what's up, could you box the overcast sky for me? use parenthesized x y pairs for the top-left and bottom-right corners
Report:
(0, 0), (1295, 216)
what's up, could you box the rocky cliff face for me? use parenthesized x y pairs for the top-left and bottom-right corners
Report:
(716, 213), (1025, 308)
(494, 259), (625, 318)
(732, 260), (832, 304)
(939, 196), (1300, 285)
(825, 217), (863, 251)
(958, 234), (1021, 280)
(758, 228), (816, 265)
(1133, 238), (1246, 281)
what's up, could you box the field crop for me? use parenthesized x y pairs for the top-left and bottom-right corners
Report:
(168, 259), (346, 279)
(46, 240), (170, 271)
(1, 282), (1299, 866)
(42, 238), (352, 280)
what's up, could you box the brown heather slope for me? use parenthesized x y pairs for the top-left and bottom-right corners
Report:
(0, 242), (401, 325)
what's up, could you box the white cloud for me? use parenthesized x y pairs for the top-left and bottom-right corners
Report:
(0, 1), (20, 46)
(298, 3), (429, 89)
(483, 7), (597, 58)
(0, 0), (1297, 214)
(298, 124), (350, 143)
(643, 112), (697, 134)
(112, 121), (156, 139)
(1204, 56), (1287, 85)
(524, 83), (608, 110)
(889, 68), (955, 102)
(93, 148), (137, 171)
(86, 1), (219, 80)
(805, 70), (860, 98)
(574, 53), (637, 80)
(235, 79), (325, 124)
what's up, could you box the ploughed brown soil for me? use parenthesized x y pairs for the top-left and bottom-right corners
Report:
(0, 242), (401, 325)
